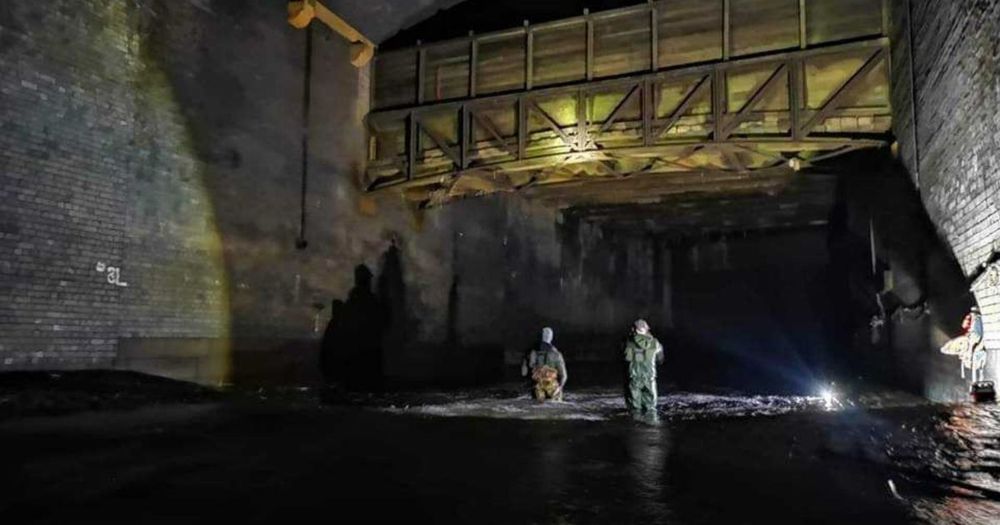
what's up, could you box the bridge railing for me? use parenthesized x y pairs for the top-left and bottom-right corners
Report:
(372, 0), (887, 110)
(365, 0), (891, 198)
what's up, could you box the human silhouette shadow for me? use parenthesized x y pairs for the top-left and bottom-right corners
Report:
(321, 265), (385, 391)
(378, 243), (407, 383)
(319, 299), (346, 384)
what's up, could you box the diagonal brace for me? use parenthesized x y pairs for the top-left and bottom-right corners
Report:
(799, 49), (885, 136)
(592, 84), (641, 142)
(529, 101), (577, 150)
(471, 110), (518, 158)
(721, 63), (788, 139)
(654, 75), (710, 140)
(415, 115), (462, 168)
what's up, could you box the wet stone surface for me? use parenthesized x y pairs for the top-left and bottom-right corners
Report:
(0, 378), (998, 524)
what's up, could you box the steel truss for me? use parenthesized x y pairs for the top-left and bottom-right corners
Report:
(366, 37), (891, 205)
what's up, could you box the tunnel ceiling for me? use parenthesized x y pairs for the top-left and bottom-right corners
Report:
(381, 0), (651, 49)
(561, 172), (837, 238)
(324, 0), (464, 44)
(360, 0), (891, 233)
(324, 0), (648, 47)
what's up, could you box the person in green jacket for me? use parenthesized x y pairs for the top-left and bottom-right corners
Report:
(624, 319), (663, 417)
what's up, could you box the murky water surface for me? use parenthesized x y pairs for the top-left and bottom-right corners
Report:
(887, 403), (1000, 524)
(378, 389), (882, 420)
(1, 388), (998, 524)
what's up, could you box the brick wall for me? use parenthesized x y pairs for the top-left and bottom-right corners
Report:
(895, 0), (1000, 274)
(0, 1), (282, 376)
(891, 0), (1000, 387)
(0, 0), (670, 384)
(1, 1), (132, 369)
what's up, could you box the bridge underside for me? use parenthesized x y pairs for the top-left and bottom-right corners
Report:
(365, 1), (891, 211)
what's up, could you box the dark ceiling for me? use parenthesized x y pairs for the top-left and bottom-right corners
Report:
(324, 0), (464, 44)
(561, 173), (837, 239)
(325, 0), (647, 46)
(380, 0), (646, 49)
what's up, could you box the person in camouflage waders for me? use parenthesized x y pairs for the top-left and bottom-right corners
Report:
(522, 327), (568, 402)
(624, 319), (663, 417)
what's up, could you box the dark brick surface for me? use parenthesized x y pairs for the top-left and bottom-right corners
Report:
(1, 1), (130, 369)
(0, 0), (370, 374)
(8, 0), (993, 389)
(891, 0), (1000, 352)
(0, 0), (670, 383)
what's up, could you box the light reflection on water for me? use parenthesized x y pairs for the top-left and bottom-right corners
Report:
(6, 384), (999, 524)
(378, 390), (836, 421)
(626, 423), (671, 520)
(370, 388), (1000, 524)
(890, 404), (1000, 524)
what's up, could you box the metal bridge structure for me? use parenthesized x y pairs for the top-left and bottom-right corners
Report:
(364, 0), (891, 209)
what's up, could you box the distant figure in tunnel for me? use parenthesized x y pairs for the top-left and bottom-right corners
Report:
(522, 327), (567, 402)
(624, 319), (663, 418)
(941, 305), (987, 382)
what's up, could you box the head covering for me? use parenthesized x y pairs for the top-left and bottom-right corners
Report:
(541, 327), (554, 344)
(971, 305), (981, 314)
(634, 319), (650, 334)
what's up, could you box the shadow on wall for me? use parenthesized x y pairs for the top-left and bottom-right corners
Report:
(114, 0), (386, 386)
(825, 149), (974, 401)
(80, 1), (667, 388)
(643, 149), (975, 399)
(318, 242), (507, 389)
(320, 264), (385, 390)
(319, 243), (408, 391)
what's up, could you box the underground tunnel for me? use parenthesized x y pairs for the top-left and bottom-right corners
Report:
(1, 0), (999, 523)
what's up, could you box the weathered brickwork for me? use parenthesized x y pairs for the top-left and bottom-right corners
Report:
(0, 0), (342, 372)
(1, 1), (132, 368)
(891, 0), (1000, 370)
(0, 0), (670, 383)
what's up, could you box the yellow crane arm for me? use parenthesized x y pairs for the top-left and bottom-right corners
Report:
(287, 0), (375, 67)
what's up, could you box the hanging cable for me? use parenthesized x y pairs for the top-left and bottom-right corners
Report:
(296, 25), (313, 250)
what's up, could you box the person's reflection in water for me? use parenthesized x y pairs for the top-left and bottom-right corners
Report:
(529, 424), (573, 524)
(627, 423), (672, 519)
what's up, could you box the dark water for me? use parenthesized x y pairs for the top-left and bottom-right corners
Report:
(0, 389), (997, 524)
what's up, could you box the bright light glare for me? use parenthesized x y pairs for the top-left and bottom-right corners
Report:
(821, 389), (835, 405)
(818, 387), (839, 409)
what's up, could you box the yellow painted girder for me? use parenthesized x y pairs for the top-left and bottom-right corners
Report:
(287, 0), (375, 67)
